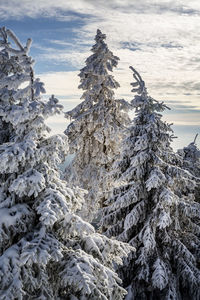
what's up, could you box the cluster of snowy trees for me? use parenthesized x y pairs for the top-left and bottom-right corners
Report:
(0, 27), (132, 300)
(0, 27), (199, 300)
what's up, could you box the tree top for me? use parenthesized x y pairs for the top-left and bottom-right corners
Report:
(95, 29), (106, 42)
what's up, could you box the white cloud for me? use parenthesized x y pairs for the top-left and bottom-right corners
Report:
(23, 0), (200, 103)
(1, 0), (200, 20)
(40, 50), (90, 68)
(38, 71), (81, 98)
(2, 0), (200, 137)
(164, 113), (200, 126)
(5, 1), (197, 82)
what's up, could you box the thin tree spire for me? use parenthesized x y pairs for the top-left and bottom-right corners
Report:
(64, 29), (131, 221)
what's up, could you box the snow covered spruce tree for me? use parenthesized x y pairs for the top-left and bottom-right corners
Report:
(65, 29), (130, 220)
(0, 27), (133, 300)
(177, 134), (200, 203)
(177, 134), (200, 178)
(101, 67), (200, 299)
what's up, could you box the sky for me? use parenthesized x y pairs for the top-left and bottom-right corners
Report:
(1, 0), (200, 150)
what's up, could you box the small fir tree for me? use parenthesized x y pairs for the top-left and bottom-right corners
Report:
(101, 67), (200, 300)
(177, 134), (200, 178)
(65, 29), (130, 220)
(177, 134), (200, 203)
(0, 27), (132, 300)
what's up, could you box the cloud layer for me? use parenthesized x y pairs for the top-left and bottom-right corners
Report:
(1, 0), (200, 148)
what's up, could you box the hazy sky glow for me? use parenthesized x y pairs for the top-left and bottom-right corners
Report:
(1, 0), (200, 149)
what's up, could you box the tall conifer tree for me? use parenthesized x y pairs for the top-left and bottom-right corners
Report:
(101, 67), (200, 299)
(65, 29), (130, 220)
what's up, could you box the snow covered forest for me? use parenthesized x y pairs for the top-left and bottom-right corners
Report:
(0, 26), (199, 300)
